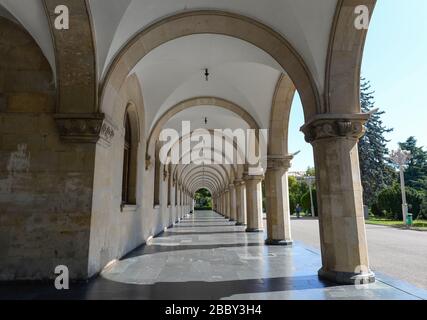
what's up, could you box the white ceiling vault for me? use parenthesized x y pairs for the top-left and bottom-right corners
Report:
(135, 34), (283, 132)
(91, 0), (338, 91)
(1, 0), (339, 134)
(0, 0), (338, 90)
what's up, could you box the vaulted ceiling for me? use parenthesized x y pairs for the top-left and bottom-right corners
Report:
(0, 0), (339, 134)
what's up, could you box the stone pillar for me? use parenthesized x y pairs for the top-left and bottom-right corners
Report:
(223, 191), (229, 218)
(244, 175), (264, 232)
(175, 187), (180, 223)
(234, 180), (247, 226)
(229, 184), (237, 222)
(301, 114), (375, 284)
(265, 156), (293, 246)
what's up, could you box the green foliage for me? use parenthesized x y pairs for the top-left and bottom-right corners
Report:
(288, 170), (316, 215)
(358, 79), (395, 206)
(195, 188), (212, 210)
(301, 189), (318, 216)
(420, 192), (427, 219)
(399, 137), (427, 190)
(374, 183), (424, 220)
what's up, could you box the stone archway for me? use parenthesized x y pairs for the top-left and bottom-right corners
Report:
(100, 10), (321, 120)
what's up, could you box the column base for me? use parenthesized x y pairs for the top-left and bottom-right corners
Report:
(318, 268), (375, 285)
(235, 222), (247, 226)
(265, 239), (293, 246)
(246, 228), (263, 233)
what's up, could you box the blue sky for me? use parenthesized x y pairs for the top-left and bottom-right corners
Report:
(289, 0), (427, 171)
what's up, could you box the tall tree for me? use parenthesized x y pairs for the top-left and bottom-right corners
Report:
(398, 137), (427, 190)
(358, 79), (395, 206)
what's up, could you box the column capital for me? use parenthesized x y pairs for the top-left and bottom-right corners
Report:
(234, 179), (245, 187)
(267, 155), (293, 171)
(300, 113), (370, 143)
(243, 174), (264, 182)
(228, 184), (236, 190)
(54, 113), (115, 146)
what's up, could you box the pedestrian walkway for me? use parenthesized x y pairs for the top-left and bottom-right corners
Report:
(0, 211), (424, 300)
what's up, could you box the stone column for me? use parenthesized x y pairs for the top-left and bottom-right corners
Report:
(228, 184), (237, 222)
(265, 156), (293, 246)
(224, 190), (230, 219)
(301, 114), (375, 284)
(175, 186), (180, 223)
(244, 175), (264, 232)
(234, 180), (247, 226)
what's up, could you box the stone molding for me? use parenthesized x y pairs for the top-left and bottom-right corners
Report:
(301, 113), (370, 143)
(234, 179), (245, 187)
(243, 174), (264, 182)
(267, 155), (293, 171)
(54, 113), (116, 145)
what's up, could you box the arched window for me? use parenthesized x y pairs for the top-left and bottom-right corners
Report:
(175, 173), (178, 206)
(122, 106), (139, 206)
(153, 142), (161, 207)
(167, 163), (172, 206)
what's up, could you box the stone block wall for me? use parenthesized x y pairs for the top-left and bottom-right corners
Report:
(0, 17), (94, 280)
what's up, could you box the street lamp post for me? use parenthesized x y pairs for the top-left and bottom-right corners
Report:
(390, 149), (412, 225)
(304, 176), (316, 218)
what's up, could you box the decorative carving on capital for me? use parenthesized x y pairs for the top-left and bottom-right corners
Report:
(54, 113), (116, 145)
(301, 114), (370, 143)
(99, 120), (116, 147)
(243, 174), (264, 182)
(267, 155), (293, 171)
(234, 179), (245, 187)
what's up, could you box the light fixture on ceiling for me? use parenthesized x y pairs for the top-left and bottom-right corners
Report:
(204, 117), (208, 125)
(204, 68), (209, 81)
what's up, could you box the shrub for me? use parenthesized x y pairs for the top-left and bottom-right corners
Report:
(374, 184), (423, 220)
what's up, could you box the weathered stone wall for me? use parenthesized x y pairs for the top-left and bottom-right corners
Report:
(0, 17), (94, 280)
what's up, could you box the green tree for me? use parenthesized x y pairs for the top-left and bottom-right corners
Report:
(288, 175), (309, 214)
(195, 188), (212, 210)
(398, 137), (427, 190)
(358, 79), (395, 206)
(420, 193), (427, 219)
(301, 189), (318, 216)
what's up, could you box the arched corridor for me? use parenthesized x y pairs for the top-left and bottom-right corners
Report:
(4, 0), (413, 299)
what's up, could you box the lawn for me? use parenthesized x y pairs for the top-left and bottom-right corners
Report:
(366, 218), (427, 231)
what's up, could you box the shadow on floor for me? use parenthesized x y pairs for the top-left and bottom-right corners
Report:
(0, 275), (335, 300)
(123, 242), (265, 259)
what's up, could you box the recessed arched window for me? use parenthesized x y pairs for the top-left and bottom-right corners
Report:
(153, 142), (161, 207)
(167, 163), (172, 206)
(122, 105), (139, 206)
(174, 173), (178, 206)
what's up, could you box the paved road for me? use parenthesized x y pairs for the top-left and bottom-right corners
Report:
(289, 218), (427, 290)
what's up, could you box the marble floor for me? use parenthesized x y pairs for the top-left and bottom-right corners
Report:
(1, 211), (426, 300)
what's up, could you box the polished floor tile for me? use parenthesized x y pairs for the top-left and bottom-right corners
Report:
(0, 211), (425, 300)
